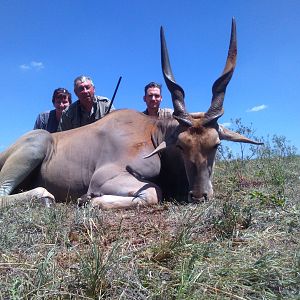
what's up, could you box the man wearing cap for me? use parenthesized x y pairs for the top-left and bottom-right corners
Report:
(33, 88), (72, 133)
(57, 75), (114, 131)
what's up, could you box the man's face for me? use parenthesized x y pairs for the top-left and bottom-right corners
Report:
(143, 87), (162, 110)
(74, 79), (95, 105)
(53, 93), (70, 114)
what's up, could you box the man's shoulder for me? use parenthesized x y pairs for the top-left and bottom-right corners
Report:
(68, 100), (80, 109)
(38, 110), (51, 117)
(160, 108), (173, 113)
(34, 110), (52, 129)
(158, 108), (173, 118)
(63, 101), (80, 115)
(36, 110), (51, 122)
(95, 95), (111, 102)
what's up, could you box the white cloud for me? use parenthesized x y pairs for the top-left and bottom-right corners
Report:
(247, 104), (267, 112)
(19, 61), (44, 71)
(19, 64), (30, 70)
(31, 61), (44, 70)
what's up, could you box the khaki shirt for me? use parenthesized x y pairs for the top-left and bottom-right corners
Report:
(58, 96), (115, 131)
(143, 108), (173, 119)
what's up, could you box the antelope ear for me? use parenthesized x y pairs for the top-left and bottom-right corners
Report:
(143, 141), (167, 158)
(219, 125), (263, 145)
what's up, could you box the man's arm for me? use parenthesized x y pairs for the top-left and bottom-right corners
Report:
(33, 112), (48, 130)
(95, 96), (115, 117)
(33, 114), (42, 130)
(106, 101), (115, 112)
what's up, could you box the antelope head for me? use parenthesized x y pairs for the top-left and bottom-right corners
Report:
(158, 19), (263, 201)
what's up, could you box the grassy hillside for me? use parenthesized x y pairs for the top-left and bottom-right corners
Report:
(0, 136), (299, 299)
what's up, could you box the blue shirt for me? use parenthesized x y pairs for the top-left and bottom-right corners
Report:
(33, 109), (59, 133)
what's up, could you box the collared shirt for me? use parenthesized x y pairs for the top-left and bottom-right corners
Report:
(143, 108), (173, 119)
(57, 96), (115, 131)
(33, 109), (59, 133)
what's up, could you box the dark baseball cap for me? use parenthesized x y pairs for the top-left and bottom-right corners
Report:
(52, 88), (72, 103)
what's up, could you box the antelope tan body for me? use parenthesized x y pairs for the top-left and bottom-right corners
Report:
(0, 19), (262, 209)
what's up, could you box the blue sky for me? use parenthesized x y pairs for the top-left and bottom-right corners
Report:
(1, 0), (299, 153)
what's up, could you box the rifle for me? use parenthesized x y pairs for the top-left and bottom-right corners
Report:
(106, 76), (122, 114)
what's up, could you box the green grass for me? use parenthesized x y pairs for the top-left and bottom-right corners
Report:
(0, 145), (299, 299)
